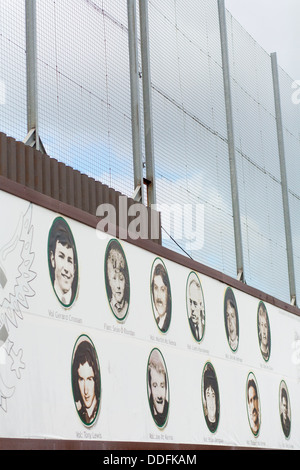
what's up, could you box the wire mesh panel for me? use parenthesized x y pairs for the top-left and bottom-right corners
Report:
(37, 0), (135, 198)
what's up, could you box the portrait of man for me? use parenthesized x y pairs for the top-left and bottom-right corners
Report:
(186, 271), (205, 342)
(246, 373), (260, 436)
(48, 217), (78, 307)
(224, 287), (239, 352)
(150, 258), (172, 333)
(257, 301), (271, 361)
(104, 239), (130, 321)
(202, 362), (220, 433)
(147, 348), (169, 429)
(279, 380), (291, 439)
(72, 335), (101, 427)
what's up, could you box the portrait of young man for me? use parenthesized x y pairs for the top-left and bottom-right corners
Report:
(147, 348), (169, 429)
(72, 335), (101, 427)
(279, 380), (291, 439)
(257, 301), (271, 362)
(186, 271), (205, 342)
(104, 239), (130, 321)
(202, 362), (220, 433)
(150, 258), (172, 333)
(246, 373), (260, 437)
(224, 287), (239, 352)
(48, 217), (78, 307)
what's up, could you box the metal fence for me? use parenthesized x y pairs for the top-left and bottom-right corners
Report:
(0, 0), (300, 305)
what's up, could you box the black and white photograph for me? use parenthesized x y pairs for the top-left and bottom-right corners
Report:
(201, 362), (220, 433)
(257, 301), (271, 362)
(246, 372), (260, 437)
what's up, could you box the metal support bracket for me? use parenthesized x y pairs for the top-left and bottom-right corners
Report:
(23, 128), (46, 153)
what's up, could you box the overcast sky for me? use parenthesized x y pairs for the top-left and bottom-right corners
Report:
(225, 0), (300, 80)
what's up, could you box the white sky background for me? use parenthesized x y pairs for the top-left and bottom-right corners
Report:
(225, 0), (300, 80)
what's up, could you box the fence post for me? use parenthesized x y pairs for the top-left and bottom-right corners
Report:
(127, 0), (144, 204)
(218, 0), (244, 282)
(139, 0), (156, 207)
(271, 52), (297, 306)
(24, 0), (45, 152)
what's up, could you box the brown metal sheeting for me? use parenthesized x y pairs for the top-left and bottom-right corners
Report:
(0, 133), (161, 244)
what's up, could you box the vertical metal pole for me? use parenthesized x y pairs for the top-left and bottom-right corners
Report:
(24, 0), (45, 152)
(139, 0), (156, 207)
(218, 0), (244, 282)
(127, 0), (144, 203)
(25, 0), (39, 149)
(271, 52), (297, 305)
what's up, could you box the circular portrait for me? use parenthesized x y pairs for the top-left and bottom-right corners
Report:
(201, 362), (220, 433)
(48, 216), (79, 308)
(147, 348), (169, 429)
(71, 335), (101, 427)
(246, 372), (260, 437)
(186, 271), (205, 342)
(257, 301), (271, 362)
(104, 239), (130, 322)
(150, 258), (172, 333)
(279, 380), (291, 439)
(224, 287), (239, 352)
